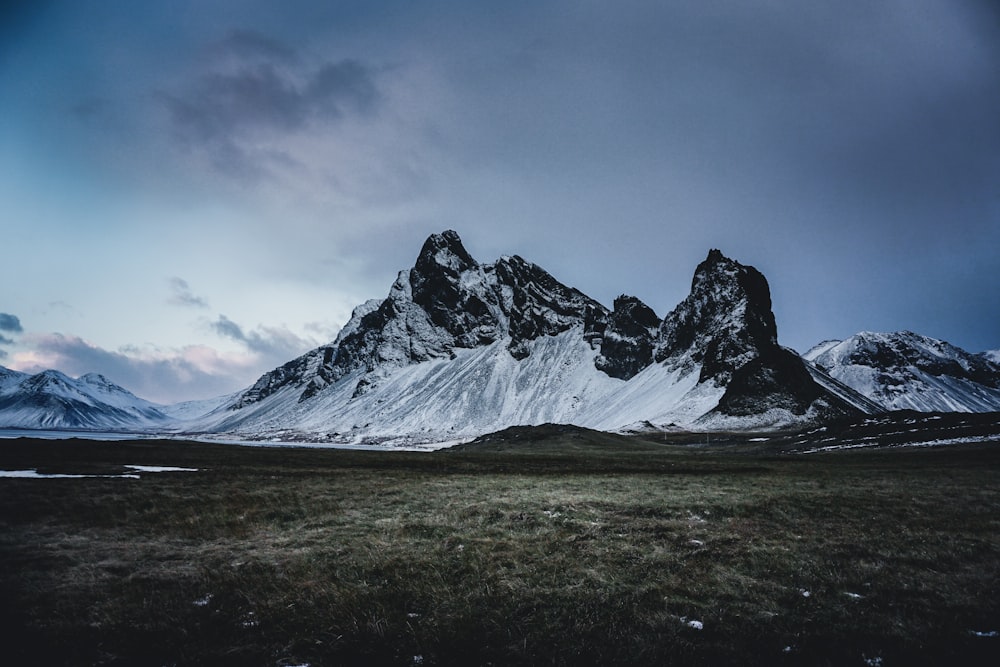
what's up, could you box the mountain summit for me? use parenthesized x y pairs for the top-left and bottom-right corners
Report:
(804, 331), (1000, 412)
(192, 231), (867, 442)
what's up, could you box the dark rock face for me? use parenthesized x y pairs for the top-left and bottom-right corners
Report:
(230, 234), (858, 424)
(409, 230), (501, 348)
(492, 255), (608, 359)
(655, 249), (778, 384)
(595, 295), (661, 380)
(232, 345), (336, 408)
(714, 347), (845, 418)
(235, 231), (612, 406)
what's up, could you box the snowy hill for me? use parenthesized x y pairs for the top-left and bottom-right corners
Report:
(187, 231), (866, 442)
(0, 368), (173, 430)
(803, 331), (1000, 412)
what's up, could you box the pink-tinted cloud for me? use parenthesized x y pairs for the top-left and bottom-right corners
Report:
(7, 331), (308, 404)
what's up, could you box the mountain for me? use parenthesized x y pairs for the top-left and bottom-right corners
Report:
(188, 231), (867, 442)
(803, 331), (1000, 412)
(0, 368), (172, 430)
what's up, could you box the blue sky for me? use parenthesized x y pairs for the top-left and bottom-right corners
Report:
(2, 0), (998, 403)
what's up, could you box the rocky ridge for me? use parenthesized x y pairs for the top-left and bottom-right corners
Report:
(199, 231), (864, 440)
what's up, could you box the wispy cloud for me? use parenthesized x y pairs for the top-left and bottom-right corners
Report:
(167, 277), (209, 308)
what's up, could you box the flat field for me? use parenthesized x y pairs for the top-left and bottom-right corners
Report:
(1, 422), (999, 666)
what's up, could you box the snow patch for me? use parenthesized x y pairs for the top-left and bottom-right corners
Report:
(0, 469), (140, 479)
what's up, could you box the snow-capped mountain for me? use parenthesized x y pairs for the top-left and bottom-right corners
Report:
(803, 331), (1000, 412)
(188, 231), (866, 442)
(0, 368), (172, 430)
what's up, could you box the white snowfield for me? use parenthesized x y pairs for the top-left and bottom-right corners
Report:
(186, 327), (729, 444)
(0, 465), (199, 479)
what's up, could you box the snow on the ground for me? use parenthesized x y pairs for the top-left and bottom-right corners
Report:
(0, 469), (140, 479)
(800, 434), (998, 454)
(0, 465), (200, 479)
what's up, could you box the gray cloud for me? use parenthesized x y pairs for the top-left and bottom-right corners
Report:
(213, 29), (297, 64)
(14, 333), (245, 403)
(158, 31), (381, 181)
(212, 314), (245, 342)
(307, 59), (379, 116)
(167, 277), (209, 308)
(211, 314), (316, 359)
(0, 313), (23, 333)
(0, 313), (21, 359)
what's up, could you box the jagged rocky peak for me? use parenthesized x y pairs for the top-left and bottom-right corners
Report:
(406, 230), (611, 360)
(491, 254), (608, 359)
(231, 230), (612, 408)
(410, 230), (480, 328)
(595, 295), (661, 380)
(408, 230), (506, 349)
(413, 230), (478, 276)
(656, 248), (779, 383)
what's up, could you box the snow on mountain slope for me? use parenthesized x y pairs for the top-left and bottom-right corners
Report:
(806, 331), (1000, 412)
(803, 339), (842, 361)
(188, 232), (863, 442)
(4, 233), (899, 439)
(190, 328), (719, 442)
(0, 366), (29, 393)
(801, 358), (887, 415)
(0, 368), (171, 430)
(156, 393), (239, 421)
(982, 349), (1000, 364)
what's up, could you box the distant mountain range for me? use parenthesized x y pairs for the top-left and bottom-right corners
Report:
(0, 367), (172, 430)
(2, 231), (998, 441)
(804, 331), (1000, 412)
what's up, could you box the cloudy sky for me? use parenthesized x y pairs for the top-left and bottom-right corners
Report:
(2, 0), (998, 403)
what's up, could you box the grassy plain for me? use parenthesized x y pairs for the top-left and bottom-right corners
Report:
(1, 425), (999, 665)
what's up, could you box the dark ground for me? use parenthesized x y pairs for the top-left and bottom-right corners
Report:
(1, 412), (998, 666)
